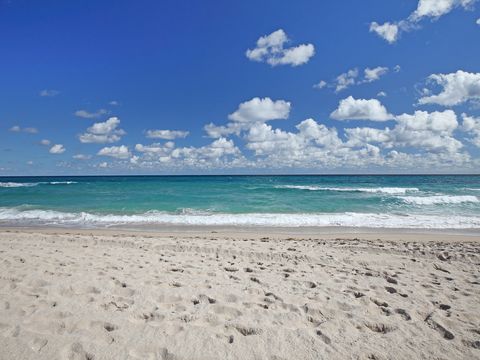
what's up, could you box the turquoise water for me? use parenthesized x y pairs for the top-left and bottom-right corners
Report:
(1, 175), (480, 228)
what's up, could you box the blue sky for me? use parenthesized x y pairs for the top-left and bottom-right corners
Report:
(1, 0), (480, 175)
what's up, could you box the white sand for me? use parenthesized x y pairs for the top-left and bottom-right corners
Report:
(0, 228), (479, 359)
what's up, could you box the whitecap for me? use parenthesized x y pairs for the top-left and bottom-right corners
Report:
(0, 182), (39, 188)
(399, 195), (479, 205)
(275, 185), (419, 194)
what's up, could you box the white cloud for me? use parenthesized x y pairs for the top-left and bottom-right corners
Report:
(377, 91), (387, 97)
(363, 67), (389, 83)
(396, 110), (458, 133)
(477, 18), (480, 24)
(204, 122), (242, 138)
(49, 144), (66, 154)
(145, 129), (189, 140)
(394, 65), (401, 73)
(330, 96), (394, 121)
(369, 22), (399, 43)
(246, 29), (315, 67)
(462, 113), (480, 146)
(109, 100), (119, 106)
(9, 125), (38, 134)
(313, 80), (327, 89)
(40, 139), (51, 146)
(322, 67), (390, 92)
(79, 117), (126, 143)
(334, 68), (359, 92)
(131, 138), (243, 169)
(205, 97), (291, 138)
(60, 98), (479, 172)
(245, 119), (343, 157)
(229, 97), (291, 123)
(411, 0), (476, 20)
(371, 0), (477, 43)
(39, 89), (60, 97)
(135, 142), (174, 155)
(346, 110), (462, 153)
(98, 145), (131, 159)
(418, 70), (480, 106)
(24, 127), (37, 134)
(73, 154), (92, 160)
(75, 109), (108, 119)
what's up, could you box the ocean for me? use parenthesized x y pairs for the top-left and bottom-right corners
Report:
(0, 175), (479, 229)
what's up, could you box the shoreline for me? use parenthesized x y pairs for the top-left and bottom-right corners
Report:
(1, 224), (479, 241)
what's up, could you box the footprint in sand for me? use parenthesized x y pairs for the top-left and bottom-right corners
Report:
(29, 337), (48, 352)
(424, 313), (454, 340)
(394, 308), (411, 321)
(129, 347), (178, 360)
(365, 322), (396, 334)
(60, 342), (94, 360)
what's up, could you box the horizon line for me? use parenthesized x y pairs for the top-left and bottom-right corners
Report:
(1, 173), (480, 178)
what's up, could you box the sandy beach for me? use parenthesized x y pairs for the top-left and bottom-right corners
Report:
(0, 227), (479, 359)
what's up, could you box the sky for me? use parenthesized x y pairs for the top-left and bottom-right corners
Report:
(1, 0), (480, 175)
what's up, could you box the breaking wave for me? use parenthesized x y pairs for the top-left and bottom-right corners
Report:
(399, 195), (479, 205)
(0, 181), (77, 188)
(0, 207), (479, 229)
(275, 185), (419, 194)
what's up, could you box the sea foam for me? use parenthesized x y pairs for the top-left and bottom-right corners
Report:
(0, 182), (39, 188)
(275, 185), (419, 194)
(0, 207), (479, 229)
(399, 195), (479, 205)
(0, 181), (77, 188)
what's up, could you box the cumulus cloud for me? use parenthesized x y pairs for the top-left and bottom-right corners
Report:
(205, 97), (291, 138)
(330, 96), (394, 121)
(411, 0), (476, 20)
(246, 29), (315, 67)
(79, 117), (126, 143)
(363, 67), (389, 83)
(477, 18), (480, 24)
(135, 142), (175, 155)
(313, 80), (327, 90)
(145, 129), (189, 140)
(75, 109), (108, 119)
(369, 22), (400, 43)
(49, 144), (66, 154)
(371, 0), (477, 43)
(334, 69), (359, 92)
(462, 113), (480, 146)
(98, 145), (131, 159)
(9, 125), (38, 134)
(73, 154), (92, 160)
(346, 110), (462, 153)
(61, 97), (477, 172)
(131, 138), (243, 169)
(418, 70), (480, 106)
(245, 119), (343, 157)
(39, 89), (60, 97)
(229, 97), (291, 123)
(320, 67), (390, 92)
(40, 139), (51, 146)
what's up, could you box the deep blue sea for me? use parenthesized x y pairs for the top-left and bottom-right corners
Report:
(1, 175), (480, 229)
